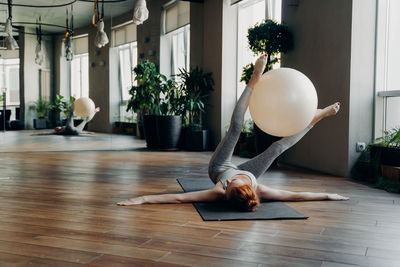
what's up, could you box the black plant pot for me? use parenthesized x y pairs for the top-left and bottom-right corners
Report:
(143, 115), (159, 149)
(156, 115), (182, 150)
(33, 118), (47, 129)
(184, 129), (210, 151)
(381, 147), (400, 166)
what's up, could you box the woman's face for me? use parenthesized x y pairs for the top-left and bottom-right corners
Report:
(225, 176), (246, 197)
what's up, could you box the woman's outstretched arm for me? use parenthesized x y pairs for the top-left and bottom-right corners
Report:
(117, 184), (225, 206)
(256, 184), (349, 201)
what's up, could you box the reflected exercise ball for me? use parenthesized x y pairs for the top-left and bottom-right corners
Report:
(74, 97), (96, 118)
(249, 68), (318, 137)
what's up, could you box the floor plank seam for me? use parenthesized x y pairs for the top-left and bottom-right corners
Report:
(319, 227), (326, 235)
(86, 253), (104, 264)
(138, 239), (153, 247)
(212, 230), (223, 238)
(155, 251), (172, 262)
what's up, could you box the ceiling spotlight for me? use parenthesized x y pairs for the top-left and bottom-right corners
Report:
(133, 0), (149, 25)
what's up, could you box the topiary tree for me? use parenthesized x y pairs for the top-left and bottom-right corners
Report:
(240, 19), (293, 84)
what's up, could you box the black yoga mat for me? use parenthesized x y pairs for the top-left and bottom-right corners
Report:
(177, 178), (308, 221)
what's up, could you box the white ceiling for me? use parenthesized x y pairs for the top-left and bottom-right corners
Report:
(0, 0), (136, 34)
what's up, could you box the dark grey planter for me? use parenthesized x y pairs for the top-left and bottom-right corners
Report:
(184, 129), (210, 151)
(143, 115), (159, 149)
(156, 115), (182, 150)
(33, 118), (47, 129)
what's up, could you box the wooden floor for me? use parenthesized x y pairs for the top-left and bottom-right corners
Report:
(0, 131), (400, 266)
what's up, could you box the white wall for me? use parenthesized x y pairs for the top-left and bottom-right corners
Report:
(281, 0), (352, 177)
(348, 0), (376, 174)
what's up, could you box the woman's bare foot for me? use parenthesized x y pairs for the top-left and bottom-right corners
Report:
(248, 54), (268, 88)
(311, 102), (340, 126)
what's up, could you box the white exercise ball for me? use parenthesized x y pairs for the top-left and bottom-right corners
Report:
(74, 97), (96, 118)
(249, 68), (318, 137)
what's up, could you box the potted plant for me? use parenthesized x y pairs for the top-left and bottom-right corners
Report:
(372, 127), (400, 179)
(31, 98), (51, 129)
(233, 119), (256, 158)
(156, 79), (184, 150)
(177, 67), (214, 151)
(51, 94), (77, 126)
(351, 127), (400, 193)
(127, 60), (164, 148)
(241, 19), (293, 155)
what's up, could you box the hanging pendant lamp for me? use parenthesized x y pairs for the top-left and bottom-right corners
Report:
(35, 17), (44, 65)
(133, 0), (149, 25)
(64, 7), (73, 61)
(5, 0), (18, 50)
(93, 0), (109, 48)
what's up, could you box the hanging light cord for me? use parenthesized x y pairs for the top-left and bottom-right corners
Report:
(7, 0), (12, 20)
(92, 0), (104, 27)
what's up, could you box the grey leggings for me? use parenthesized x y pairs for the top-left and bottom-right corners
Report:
(208, 86), (312, 180)
(63, 104), (94, 135)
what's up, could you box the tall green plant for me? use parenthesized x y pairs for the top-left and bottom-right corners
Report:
(31, 98), (51, 118)
(160, 79), (183, 116)
(241, 19), (293, 84)
(51, 94), (74, 118)
(177, 67), (214, 129)
(126, 60), (165, 119)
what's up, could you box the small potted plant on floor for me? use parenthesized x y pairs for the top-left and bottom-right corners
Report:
(156, 79), (184, 150)
(31, 98), (51, 129)
(127, 60), (164, 148)
(241, 19), (293, 155)
(177, 67), (214, 151)
(372, 127), (400, 179)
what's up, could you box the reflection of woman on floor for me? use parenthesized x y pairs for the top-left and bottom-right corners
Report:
(118, 54), (349, 211)
(54, 99), (100, 136)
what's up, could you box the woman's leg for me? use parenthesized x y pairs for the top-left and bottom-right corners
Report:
(208, 54), (268, 180)
(208, 86), (253, 179)
(74, 107), (100, 133)
(238, 103), (340, 178)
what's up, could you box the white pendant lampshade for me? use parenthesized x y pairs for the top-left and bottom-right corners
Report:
(35, 42), (44, 65)
(5, 18), (18, 50)
(133, 0), (149, 25)
(94, 20), (109, 48)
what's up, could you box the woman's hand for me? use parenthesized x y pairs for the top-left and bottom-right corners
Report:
(117, 196), (144, 206)
(327, 194), (349, 201)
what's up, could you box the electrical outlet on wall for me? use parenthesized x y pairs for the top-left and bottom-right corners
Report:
(356, 142), (366, 152)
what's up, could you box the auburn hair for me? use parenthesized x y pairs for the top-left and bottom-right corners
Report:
(229, 184), (260, 212)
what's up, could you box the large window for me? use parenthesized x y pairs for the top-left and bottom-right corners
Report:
(118, 42), (137, 101)
(111, 22), (138, 122)
(70, 35), (89, 98)
(375, 0), (400, 136)
(0, 58), (20, 105)
(236, 0), (282, 99)
(70, 53), (89, 98)
(160, 2), (190, 79)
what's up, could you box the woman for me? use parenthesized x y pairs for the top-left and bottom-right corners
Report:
(54, 98), (100, 136)
(118, 54), (349, 211)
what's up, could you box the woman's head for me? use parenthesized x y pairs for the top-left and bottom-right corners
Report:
(227, 183), (260, 212)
